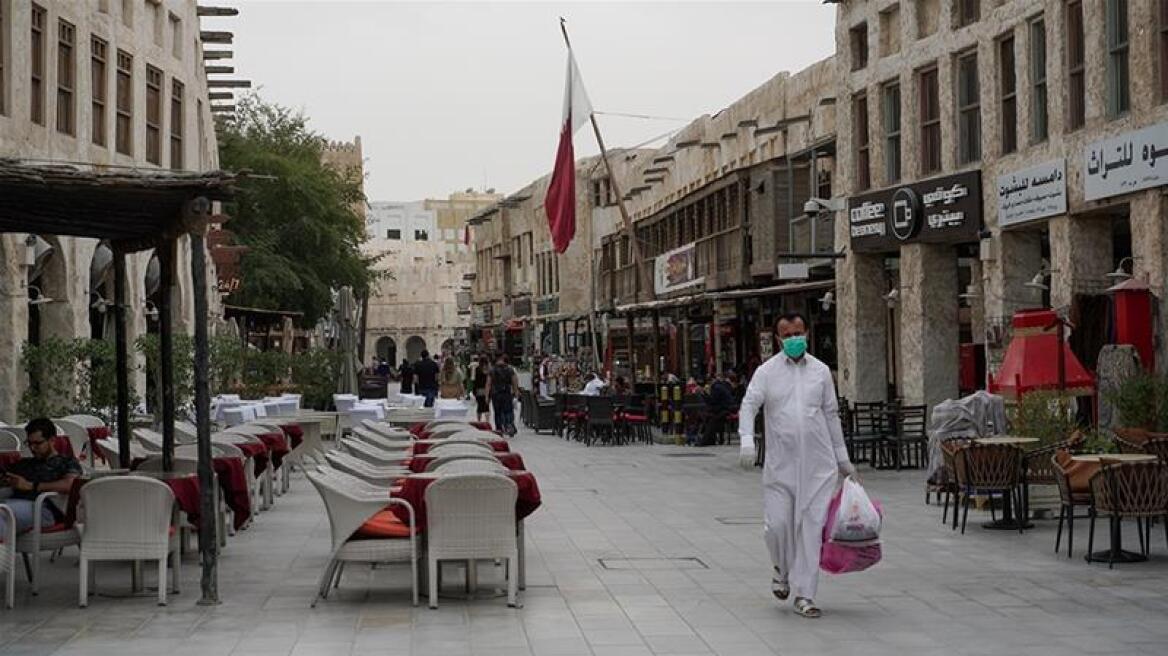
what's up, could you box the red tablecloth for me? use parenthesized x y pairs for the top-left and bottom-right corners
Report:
(391, 471), (541, 531)
(50, 435), (75, 460)
(411, 439), (510, 456)
(255, 432), (290, 470)
(86, 426), (111, 463)
(279, 423), (304, 449)
(409, 422), (427, 437)
(213, 457), (252, 530)
(162, 475), (202, 525)
(236, 441), (271, 476)
(407, 452), (526, 474)
(0, 451), (22, 469)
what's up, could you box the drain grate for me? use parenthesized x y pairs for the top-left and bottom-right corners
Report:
(661, 452), (717, 458)
(715, 516), (762, 525)
(599, 557), (709, 571)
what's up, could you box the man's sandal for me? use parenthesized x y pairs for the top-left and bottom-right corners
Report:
(793, 597), (821, 618)
(770, 570), (790, 601)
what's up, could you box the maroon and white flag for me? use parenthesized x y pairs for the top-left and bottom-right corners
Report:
(545, 49), (593, 254)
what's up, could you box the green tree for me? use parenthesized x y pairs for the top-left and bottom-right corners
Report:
(216, 93), (378, 325)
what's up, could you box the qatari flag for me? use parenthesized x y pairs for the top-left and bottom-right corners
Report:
(545, 49), (593, 254)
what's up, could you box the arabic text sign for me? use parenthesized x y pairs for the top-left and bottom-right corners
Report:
(1084, 121), (1168, 202)
(848, 170), (982, 253)
(997, 159), (1066, 228)
(654, 242), (705, 296)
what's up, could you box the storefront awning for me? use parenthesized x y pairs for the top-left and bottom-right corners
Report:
(613, 293), (705, 315)
(707, 279), (834, 300)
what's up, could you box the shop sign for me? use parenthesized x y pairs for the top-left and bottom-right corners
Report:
(759, 331), (773, 360)
(1084, 121), (1168, 201)
(997, 159), (1066, 228)
(848, 170), (982, 253)
(654, 242), (704, 296)
(537, 296), (559, 315)
(715, 300), (737, 321)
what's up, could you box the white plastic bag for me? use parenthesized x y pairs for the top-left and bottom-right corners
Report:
(829, 477), (882, 544)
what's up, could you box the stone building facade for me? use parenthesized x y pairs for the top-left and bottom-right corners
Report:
(0, 0), (225, 421)
(320, 135), (366, 222)
(363, 192), (500, 365)
(834, 0), (1168, 409)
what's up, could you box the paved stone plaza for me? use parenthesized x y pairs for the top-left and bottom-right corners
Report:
(3, 426), (1168, 656)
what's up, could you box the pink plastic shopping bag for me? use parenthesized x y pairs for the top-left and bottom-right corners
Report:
(820, 478), (883, 574)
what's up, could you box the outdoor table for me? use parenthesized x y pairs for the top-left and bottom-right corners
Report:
(390, 471), (541, 531)
(974, 437), (1039, 531)
(407, 452), (526, 474)
(411, 439), (510, 455)
(276, 423), (304, 449)
(0, 451), (21, 468)
(213, 456), (252, 529)
(255, 432), (290, 470)
(1073, 454), (1159, 564)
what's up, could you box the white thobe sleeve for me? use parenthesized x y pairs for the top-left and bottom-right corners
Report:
(737, 366), (767, 451)
(820, 370), (851, 466)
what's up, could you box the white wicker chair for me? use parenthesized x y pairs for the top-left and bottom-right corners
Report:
(0, 427), (25, 455)
(427, 442), (493, 457)
(214, 431), (273, 510)
(432, 459), (508, 476)
(424, 452), (501, 473)
(0, 431), (19, 452)
(52, 418), (93, 466)
(340, 438), (410, 468)
(424, 419), (471, 431)
(1, 505), (14, 608)
(360, 420), (413, 440)
(79, 476), (180, 607)
(229, 423), (289, 496)
(174, 420), (198, 446)
(425, 473), (518, 608)
(133, 428), (164, 453)
(324, 452), (407, 487)
(177, 442), (247, 538)
(445, 429), (500, 442)
(13, 485), (83, 595)
(306, 469), (418, 607)
(352, 426), (412, 451)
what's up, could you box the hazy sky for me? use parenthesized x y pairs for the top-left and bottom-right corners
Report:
(210, 1), (837, 201)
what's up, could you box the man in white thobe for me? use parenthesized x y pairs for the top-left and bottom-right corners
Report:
(738, 312), (855, 618)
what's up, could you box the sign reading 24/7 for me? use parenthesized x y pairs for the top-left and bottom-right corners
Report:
(847, 170), (982, 253)
(1084, 121), (1168, 201)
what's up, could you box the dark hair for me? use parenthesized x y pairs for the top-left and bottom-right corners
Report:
(776, 311), (807, 329)
(420, 350), (430, 359)
(497, 354), (509, 365)
(24, 417), (57, 440)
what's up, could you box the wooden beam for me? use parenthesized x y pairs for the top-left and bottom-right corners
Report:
(189, 219), (221, 605)
(200, 30), (233, 44)
(197, 5), (239, 16)
(204, 65), (234, 75)
(159, 239), (176, 472)
(208, 92), (233, 100)
(202, 50), (233, 60)
(208, 79), (251, 89)
(114, 248), (131, 469)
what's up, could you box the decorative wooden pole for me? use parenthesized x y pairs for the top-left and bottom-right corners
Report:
(188, 199), (219, 605)
(159, 239), (176, 472)
(113, 246), (131, 469)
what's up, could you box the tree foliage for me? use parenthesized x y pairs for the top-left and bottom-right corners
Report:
(217, 93), (377, 325)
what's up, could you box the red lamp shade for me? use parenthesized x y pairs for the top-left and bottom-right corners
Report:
(988, 309), (1095, 399)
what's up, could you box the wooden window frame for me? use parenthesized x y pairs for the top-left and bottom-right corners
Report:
(999, 33), (1017, 155)
(850, 23), (868, 71)
(91, 37), (108, 146)
(115, 50), (133, 155)
(1106, 0), (1129, 117)
(1030, 16), (1048, 141)
(170, 78), (184, 169)
(853, 92), (871, 191)
(145, 64), (163, 165)
(918, 65), (942, 175)
(956, 50), (981, 165)
(56, 19), (76, 136)
(882, 81), (901, 183)
(1066, 0), (1086, 130)
(30, 4), (45, 125)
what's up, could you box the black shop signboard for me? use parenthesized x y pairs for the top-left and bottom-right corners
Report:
(847, 170), (982, 253)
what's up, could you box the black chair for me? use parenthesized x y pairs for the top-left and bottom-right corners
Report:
(533, 395), (557, 434)
(849, 401), (888, 466)
(681, 395), (708, 446)
(563, 395), (588, 442)
(585, 396), (618, 446)
(879, 404), (927, 470)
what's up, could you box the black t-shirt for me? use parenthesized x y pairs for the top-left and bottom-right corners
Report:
(491, 365), (515, 397)
(399, 363), (414, 385)
(3, 454), (83, 501)
(414, 358), (440, 389)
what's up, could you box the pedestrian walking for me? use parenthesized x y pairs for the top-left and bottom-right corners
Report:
(414, 350), (440, 407)
(737, 311), (856, 619)
(486, 354), (519, 435)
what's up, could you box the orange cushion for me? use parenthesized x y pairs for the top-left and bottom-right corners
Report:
(1055, 448), (1096, 493)
(353, 509), (416, 539)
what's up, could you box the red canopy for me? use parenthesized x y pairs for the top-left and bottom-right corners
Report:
(988, 309), (1095, 399)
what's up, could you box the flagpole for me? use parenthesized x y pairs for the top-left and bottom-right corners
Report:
(560, 19), (656, 305)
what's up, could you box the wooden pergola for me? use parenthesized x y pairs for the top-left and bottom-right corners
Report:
(0, 158), (239, 604)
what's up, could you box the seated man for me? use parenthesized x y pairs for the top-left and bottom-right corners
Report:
(581, 373), (607, 397)
(0, 418), (82, 536)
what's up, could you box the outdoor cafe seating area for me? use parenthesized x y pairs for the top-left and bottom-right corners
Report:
(0, 392), (541, 611)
